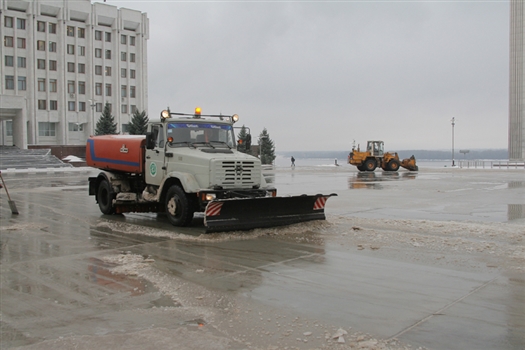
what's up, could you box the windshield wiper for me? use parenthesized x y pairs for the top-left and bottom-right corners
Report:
(170, 141), (196, 148)
(209, 141), (231, 149)
(192, 142), (215, 149)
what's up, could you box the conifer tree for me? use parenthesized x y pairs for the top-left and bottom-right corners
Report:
(95, 102), (117, 135)
(128, 109), (149, 135)
(258, 128), (275, 165)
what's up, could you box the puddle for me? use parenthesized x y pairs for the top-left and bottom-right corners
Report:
(87, 257), (146, 296)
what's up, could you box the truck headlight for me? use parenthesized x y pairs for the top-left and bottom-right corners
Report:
(205, 193), (216, 201)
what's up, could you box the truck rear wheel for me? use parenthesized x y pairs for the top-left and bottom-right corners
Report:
(97, 179), (116, 215)
(364, 158), (377, 171)
(165, 185), (194, 227)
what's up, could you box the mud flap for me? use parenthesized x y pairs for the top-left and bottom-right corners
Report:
(204, 193), (337, 233)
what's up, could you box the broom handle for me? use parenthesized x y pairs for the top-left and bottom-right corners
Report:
(0, 172), (14, 201)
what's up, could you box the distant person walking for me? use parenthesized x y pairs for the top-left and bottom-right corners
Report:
(291, 156), (295, 167)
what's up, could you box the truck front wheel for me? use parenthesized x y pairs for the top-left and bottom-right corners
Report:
(364, 158), (377, 171)
(97, 179), (116, 215)
(165, 185), (194, 227)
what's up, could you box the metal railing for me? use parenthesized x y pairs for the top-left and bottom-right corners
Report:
(458, 160), (525, 169)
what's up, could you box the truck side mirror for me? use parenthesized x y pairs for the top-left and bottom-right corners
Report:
(145, 132), (155, 150)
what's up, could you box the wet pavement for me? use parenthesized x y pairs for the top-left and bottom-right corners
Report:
(0, 166), (524, 349)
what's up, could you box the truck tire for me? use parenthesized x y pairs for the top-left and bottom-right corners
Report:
(165, 185), (194, 227)
(97, 179), (116, 215)
(357, 165), (366, 171)
(364, 158), (377, 171)
(387, 159), (400, 171)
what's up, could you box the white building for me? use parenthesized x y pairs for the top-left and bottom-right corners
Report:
(509, 0), (525, 161)
(0, 0), (148, 148)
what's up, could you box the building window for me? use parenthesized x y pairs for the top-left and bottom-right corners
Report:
(95, 48), (102, 58)
(131, 105), (137, 114)
(130, 36), (135, 46)
(4, 36), (14, 47)
(50, 100), (58, 110)
(67, 26), (75, 37)
(38, 122), (56, 136)
(96, 103), (103, 112)
(121, 68), (127, 78)
(37, 40), (45, 51)
(49, 60), (57, 71)
(18, 77), (26, 91)
(122, 105), (128, 114)
(38, 78), (46, 91)
(38, 100), (47, 110)
(105, 50), (111, 59)
(78, 81), (85, 94)
(130, 53), (136, 63)
(121, 85), (127, 97)
(68, 101), (75, 111)
(67, 62), (75, 72)
(5, 76), (14, 90)
(49, 23), (56, 34)
(37, 21), (46, 32)
(105, 32), (111, 42)
(95, 30), (102, 41)
(120, 35), (127, 45)
(49, 79), (57, 92)
(130, 86), (136, 98)
(17, 57), (26, 68)
(78, 28), (85, 38)
(105, 66), (111, 76)
(69, 123), (84, 132)
(17, 38), (26, 49)
(68, 80), (75, 94)
(78, 63), (85, 74)
(67, 44), (75, 55)
(121, 52), (127, 61)
(78, 46), (85, 56)
(5, 55), (14, 67)
(105, 84), (112, 96)
(37, 59), (46, 69)
(130, 69), (136, 79)
(16, 18), (26, 30)
(95, 65), (102, 75)
(49, 42), (57, 52)
(95, 83), (102, 96)
(79, 102), (86, 111)
(5, 16), (13, 28)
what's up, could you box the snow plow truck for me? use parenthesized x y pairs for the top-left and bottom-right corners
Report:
(87, 108), (336, 233)
(348, 140), (418, 172)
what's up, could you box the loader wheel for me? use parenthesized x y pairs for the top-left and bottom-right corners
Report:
(165, 185), (194, 227)
(388, 159), (400, 172)
(97, 179), (116, 215)
(357, 165), (366, 172)
(364, 158), (377, 172)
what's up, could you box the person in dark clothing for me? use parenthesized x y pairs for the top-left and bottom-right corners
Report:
(291, 156), (295, 167)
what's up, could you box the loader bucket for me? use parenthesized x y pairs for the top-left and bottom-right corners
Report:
(204, 193), (337, 233)
(400, 155), (418, 171)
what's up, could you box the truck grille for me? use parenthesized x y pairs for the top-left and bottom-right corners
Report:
(211, 160), (261, 188)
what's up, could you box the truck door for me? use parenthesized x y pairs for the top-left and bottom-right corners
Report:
(145, 124), (166, 186)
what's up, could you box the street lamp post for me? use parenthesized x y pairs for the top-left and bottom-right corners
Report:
(89, 99), (96, 135)
(451, 117), (455, 167)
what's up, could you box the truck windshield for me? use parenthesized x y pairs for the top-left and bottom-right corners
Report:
(167, 122), (235, 148)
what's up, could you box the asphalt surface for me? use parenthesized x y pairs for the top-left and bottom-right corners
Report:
(0, 165), (524, 349)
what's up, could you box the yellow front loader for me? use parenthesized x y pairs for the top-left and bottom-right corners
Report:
(348, 140), (418, 172)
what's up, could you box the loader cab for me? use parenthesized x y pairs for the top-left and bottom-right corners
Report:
(367, 141), (384, 157)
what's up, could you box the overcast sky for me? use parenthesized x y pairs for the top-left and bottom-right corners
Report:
(100, 0), (509, 152)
